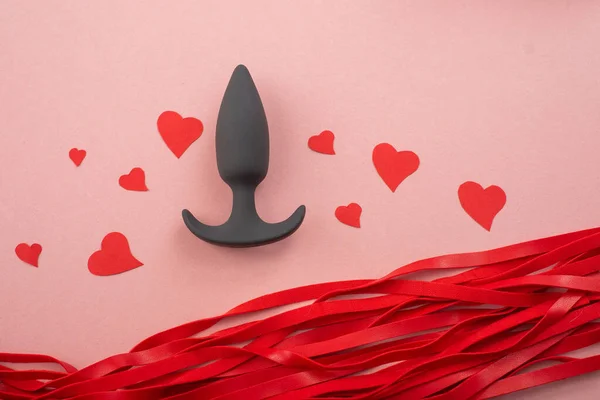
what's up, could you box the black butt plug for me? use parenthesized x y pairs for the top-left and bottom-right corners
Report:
(182, 65), (306, 247)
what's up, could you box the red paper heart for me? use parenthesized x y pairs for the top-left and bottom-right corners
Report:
(88, 232), (143, 276)
(458, 181), (506, 231)
(308, 130), (335, 155)
(15, 243), (42, 267)
(119, 167), (148, 191)
(69, 148), (86, 166)
(335, 203), (362, 228)
(372, 143), (420, 192)
(157, 111), (203, 158)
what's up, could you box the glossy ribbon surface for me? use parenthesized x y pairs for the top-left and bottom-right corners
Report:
(3, 227), (600, 399)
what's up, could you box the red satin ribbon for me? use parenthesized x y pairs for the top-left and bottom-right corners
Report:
(3, 227), (600, 399)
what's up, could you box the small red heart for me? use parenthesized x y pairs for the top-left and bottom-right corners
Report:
(119, 167), (148, 191)
(372, 143), (420, 192)
(335, 203), (362, 228)
(69, 148), (86, 166)
(157, 111), (203, 158)
(308, 130), (335, 155)
(15, 243), (42, 267)
(458, 181), (506, 231)
(88, 232), (143, 276)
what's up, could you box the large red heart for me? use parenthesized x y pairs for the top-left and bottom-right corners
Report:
(88, 232), (143, 276)
(458, 181), (506, 231)
(119, 167), (148, 191)
(157, 111), (203, 158)
(308, 130), (335, 155)
(372, 143), (420, 192)
(335, 203), (362, 228)
(69, 148), (86, 166)
(15, 243), (42, 267)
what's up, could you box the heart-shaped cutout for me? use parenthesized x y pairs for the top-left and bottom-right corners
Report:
(372, 143), (419, 192)
(69, 148), (86, 166)
(88, 232), (143, 276)
(119, 167), (148, 191)
(157, 111), (203, 158)
(335, 203), (362, 228)
(15, 243), (42, 267)
(458, 181), (506, 231)
(308, 130), (335, 155)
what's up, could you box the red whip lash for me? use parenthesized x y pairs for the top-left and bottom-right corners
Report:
(3, 227), (600, 399)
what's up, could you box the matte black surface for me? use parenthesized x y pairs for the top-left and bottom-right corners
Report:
(182, 65), (306, 247)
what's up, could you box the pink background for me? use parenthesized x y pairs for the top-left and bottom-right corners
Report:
(2, 1), (600, 398)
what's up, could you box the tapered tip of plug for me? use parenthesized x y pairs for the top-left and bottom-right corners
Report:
(234, 64), (249, 73)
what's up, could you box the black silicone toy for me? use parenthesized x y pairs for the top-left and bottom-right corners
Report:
(182, 65), (306, 247)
